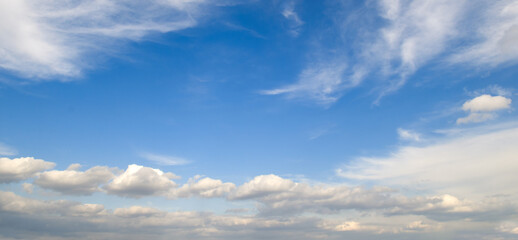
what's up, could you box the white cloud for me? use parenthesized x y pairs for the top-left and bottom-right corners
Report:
(170, 175), (236, 198)
(34, 164), (115, 195)
(450, 0), (518, 66)
(0, 157), (55, 183)
(104, 164), (178, 198)
(139, 152), (189, 166)
(397, 128), (420, 141)
(230, 174), (296, 200)
(282, 1), (304, 36)
(337, 124), (518, 198)
(260, 62), (349, 105)
(370, 0), (466, 96)
(0, 0), (219, 80)
(114, 206), (164, 218)
(0, 190), (105, 217)
(457, 94), (512, 124)
(0, 142), (17, 156)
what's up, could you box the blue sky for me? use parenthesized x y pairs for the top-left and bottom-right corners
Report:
(1, 0), (518, 239)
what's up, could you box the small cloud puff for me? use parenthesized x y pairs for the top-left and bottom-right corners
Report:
(104, 164), (178, 198)
(457, 94), (512, 124)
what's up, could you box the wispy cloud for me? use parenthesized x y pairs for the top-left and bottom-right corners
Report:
(139, 152), (190, 166)
(397, 128), (421, 141)
(265, 1), (518, 105)
(450, 0), (518, 66)
(282, 1), (304, 36)
(0, 0), (224, 80)
(0, 142), (17, 156)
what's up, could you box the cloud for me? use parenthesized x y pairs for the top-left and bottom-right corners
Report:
(0, 191), (105, 217)
(0, 190), (485, 240)
(170, 175), (236, 198)
(337, 124), (518, 198)
(281, 1), (304, 36)
(0, 143), (17, 156)
(260, 62), (349, 105)
(457, 94), (512, 124)
(33, 164), (115, 195)
(104, 164), (178, 198)
(114, 206), (164, 218)
(450, 0), (518, 66)
(0, 0), (219, 80)
(397, 128), (420, 141)
(368, 0), (466, 96)
(0, 157), (55, 183)
(264, 0), (467, 104)
(139, 152), (190, 166)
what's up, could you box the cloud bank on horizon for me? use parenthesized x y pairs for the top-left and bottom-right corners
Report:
(1, 0), (518, 239)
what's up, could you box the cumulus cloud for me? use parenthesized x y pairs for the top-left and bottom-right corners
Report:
(337, 124), (518, 198)
(0, 157), (55, 183)
(34, 164), (115, 195)
(0, 0), (225, 80)
(170, 175), (236, 198)
(457, 94), (512, 124)
(104, 164), (178, 198)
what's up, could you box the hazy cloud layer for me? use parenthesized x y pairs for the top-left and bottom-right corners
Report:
(338, 124), (518, 198)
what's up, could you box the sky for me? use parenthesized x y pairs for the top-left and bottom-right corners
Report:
(1, 0), (518, 239)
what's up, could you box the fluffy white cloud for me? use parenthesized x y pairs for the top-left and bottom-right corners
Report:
(34, 164), (115, 195)
(230, 174), (296, 200)
(104, 164), (178, 198)
(0, 0), (222, 80)
(0, 157), (55, 183)
(457, 94), (512, 124)
(338, 124), (518, 198)
(170, 175), (236, 198)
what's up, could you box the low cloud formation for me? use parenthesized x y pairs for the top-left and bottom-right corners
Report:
(170, 175), (236, 198)
(457, 94), (512, 124)
(1, 190), (515, 239)
(0, 157), (55, 183)
(34, 164), (115, 195)
(104, 164), (178, 198)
